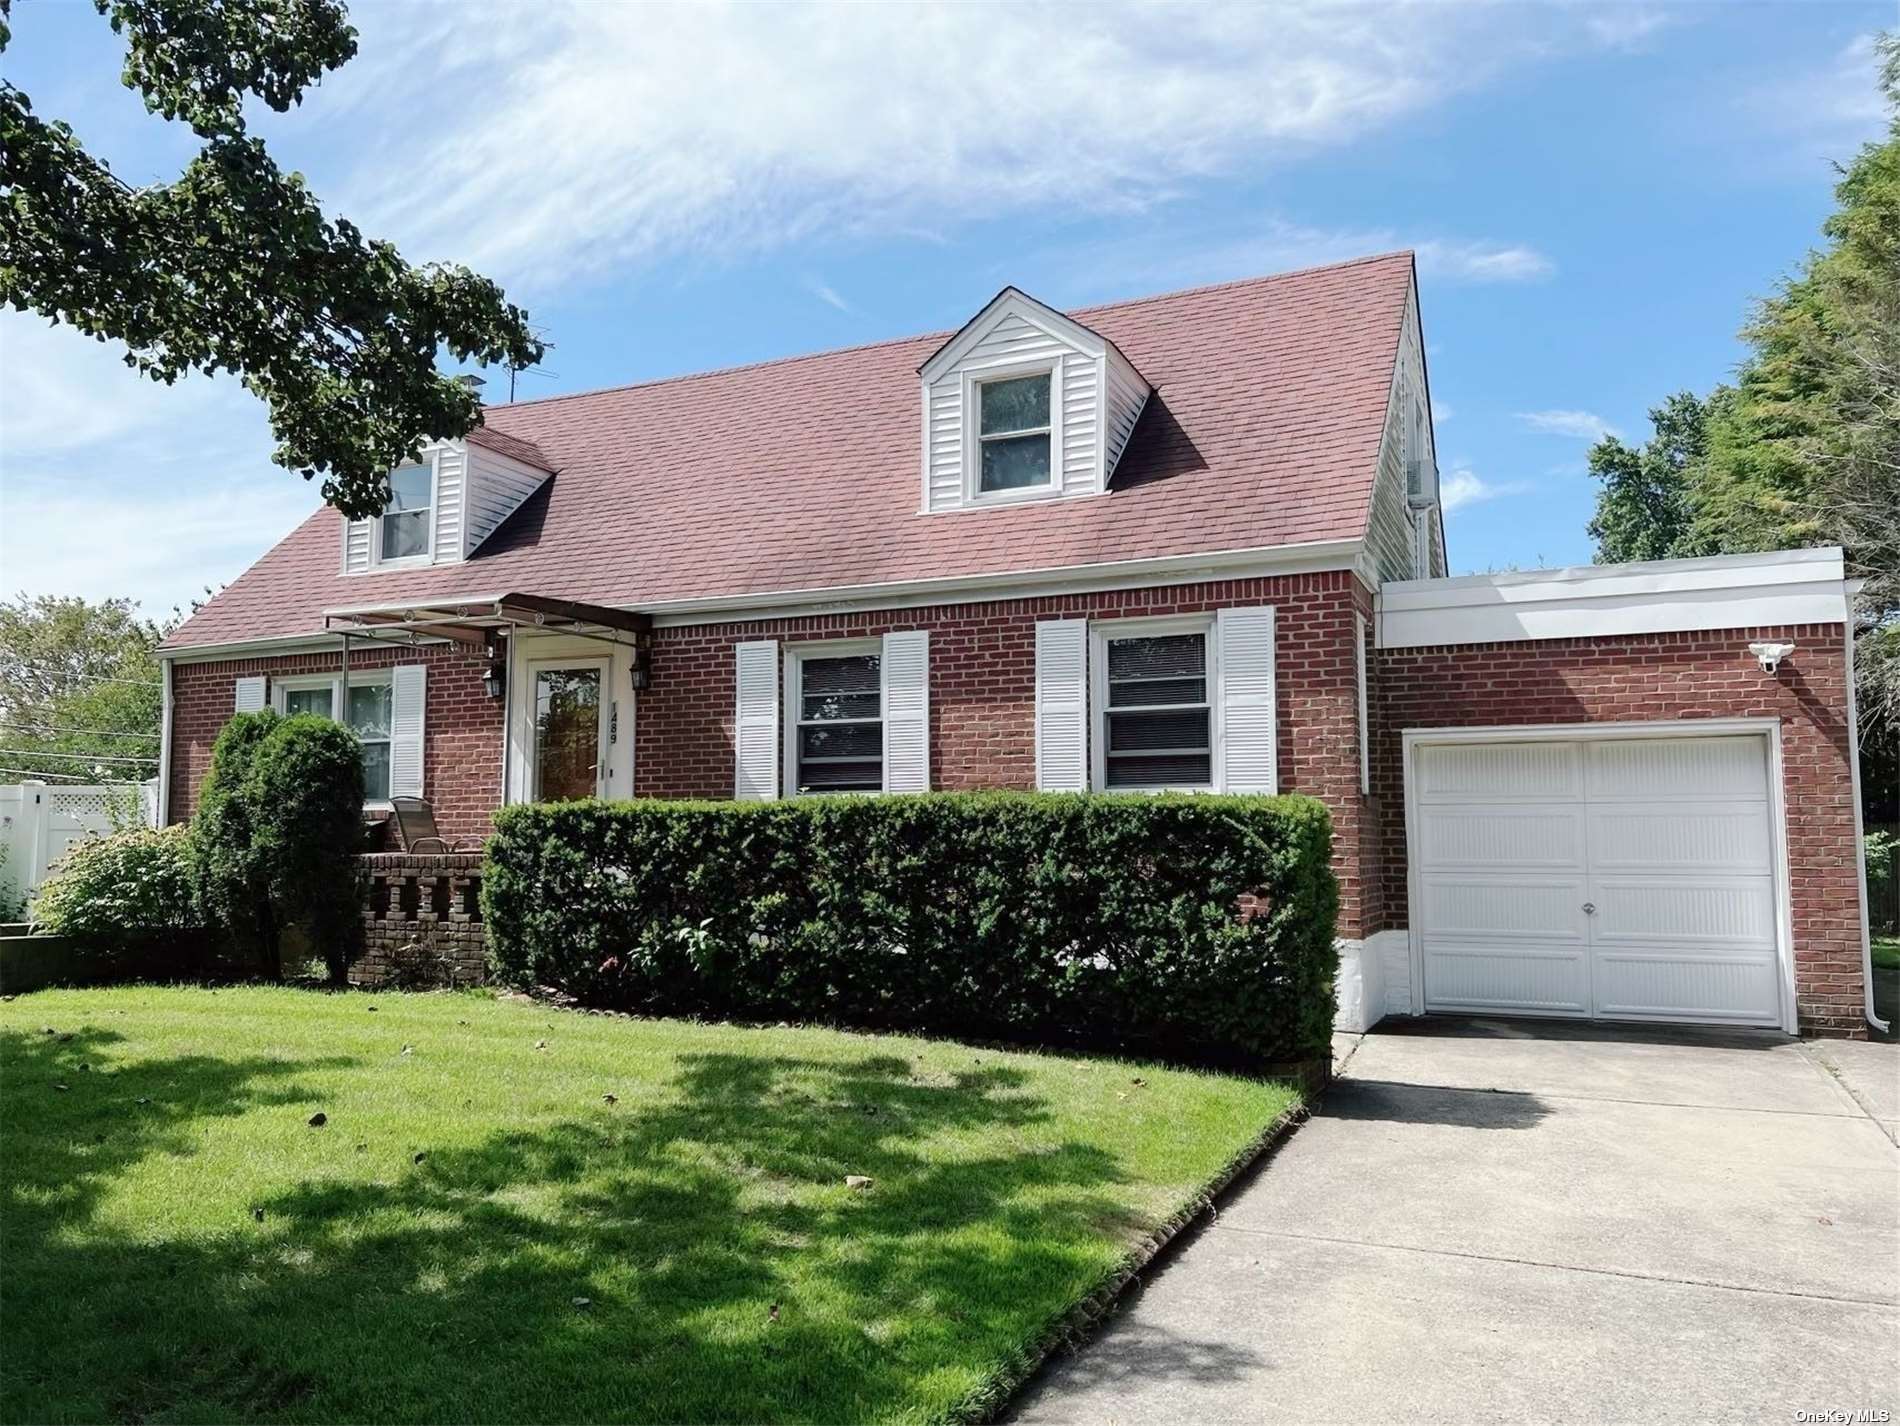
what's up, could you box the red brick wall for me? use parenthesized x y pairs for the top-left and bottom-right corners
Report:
(167, 642), (501, 843)
(636, 572), (1378, 937)
(165, 574), (1378, 934)
(1373, 622), (1864, 1035)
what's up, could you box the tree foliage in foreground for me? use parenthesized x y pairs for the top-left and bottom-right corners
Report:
(1586, 34), (1900, 742)
(0, 0), (544, 519)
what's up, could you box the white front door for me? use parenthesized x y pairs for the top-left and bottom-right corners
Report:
(527, 659), (610, 801)
(1413, 734), (1783, 1027)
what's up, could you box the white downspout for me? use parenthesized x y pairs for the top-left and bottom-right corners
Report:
(1846, 588), (1888, 1034)
(156, 655), (174, 827)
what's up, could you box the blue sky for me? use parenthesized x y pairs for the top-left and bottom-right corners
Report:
(0, 1), (1889, 616)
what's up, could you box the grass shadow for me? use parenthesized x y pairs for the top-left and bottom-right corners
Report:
(4, 1032), (1148, 1424)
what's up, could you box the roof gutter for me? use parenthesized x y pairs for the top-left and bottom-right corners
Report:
(159, 538), (1368, 655)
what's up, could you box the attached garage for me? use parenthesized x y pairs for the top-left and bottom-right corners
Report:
(1405, 725), (1790, 1030)
(1366, 547), (1875, 1038)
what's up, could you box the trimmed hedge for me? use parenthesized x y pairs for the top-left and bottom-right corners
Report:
(484, 792), (1338, 1067)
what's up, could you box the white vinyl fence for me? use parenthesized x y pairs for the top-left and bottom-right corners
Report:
(0, 780), (158, 916)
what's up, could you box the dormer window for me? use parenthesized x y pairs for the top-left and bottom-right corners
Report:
(977, 371), (1053, 493)
(919, 287), (1149, 515)
(378, 462), (434, 562)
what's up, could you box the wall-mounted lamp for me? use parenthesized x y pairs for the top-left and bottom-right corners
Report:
(482, 632), (507, 699)
(630, 633), (653, 691)
(1748, 640), (1795, 676)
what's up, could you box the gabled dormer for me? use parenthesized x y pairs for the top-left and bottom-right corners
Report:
(341, 426), (553, 574)
(917, 288), (1149, 513)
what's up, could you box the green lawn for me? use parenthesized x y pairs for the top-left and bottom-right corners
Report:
(0, 986), (1298, 1425)
(1874, 936), (1899, 971)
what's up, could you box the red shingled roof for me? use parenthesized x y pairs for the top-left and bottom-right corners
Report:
(166, 252), (1414, 650)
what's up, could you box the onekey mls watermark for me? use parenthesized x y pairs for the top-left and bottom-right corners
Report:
(1794, 1411), (1892, 1424)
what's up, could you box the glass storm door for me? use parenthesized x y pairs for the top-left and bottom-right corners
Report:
(531, 661), (608, 801)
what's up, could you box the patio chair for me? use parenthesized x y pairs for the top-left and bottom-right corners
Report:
(389, 797), (479, 853)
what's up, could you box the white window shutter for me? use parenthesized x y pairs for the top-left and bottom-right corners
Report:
(1034, 619), (1089, 791)
(389, 664), (427, 799)
(881, 630), (930, 793)
(234, 676), (267, 713)
(1217, 606), (1277, 793)
(733, 640), (780, 800)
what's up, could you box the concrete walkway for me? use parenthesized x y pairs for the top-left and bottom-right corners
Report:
(1011, 1018), (1900, 1424)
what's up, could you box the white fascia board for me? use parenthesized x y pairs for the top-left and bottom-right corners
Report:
(644, 538), (1362, 627)
(1379, 547), (1850, 648)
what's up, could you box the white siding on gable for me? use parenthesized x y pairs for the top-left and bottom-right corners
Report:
(432, 446), (467, 562)
(343, 519), (371, 574)
(1365, 283), (1440, 584)
(462, 442), (550, 556)
(1103, 352), (1149, 479)
(339, 437), (550, 573)
(1060, 355), (1096, 499)
(920, 292), (1150, 514)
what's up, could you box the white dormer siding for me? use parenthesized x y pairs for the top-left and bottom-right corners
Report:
(342, 436), (550, 573)
(461, 441), (550, 557)
(432, 445), (468, 560)
(919, 289), (1149, 514)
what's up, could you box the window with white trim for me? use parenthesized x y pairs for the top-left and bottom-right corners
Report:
(274, 672), (395, 801)
(787, 645), (883, 793)
(1096, 623), (1214, 790)
(377, 461), (433, 562)
(975, 371), (1052, 493)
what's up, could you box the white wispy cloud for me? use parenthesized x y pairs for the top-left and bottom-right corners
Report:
(1047, 218), (1553, 304)
(292, 1), (1633, 294)
(1517, 409), (1620, 441)
(1583, 5), (1674, 53)
(1440, 466), (1531, 513)
(0, 314), (317, 618)
(1433, 404), (1454, 424)
(1746, 32), (1889, 148)
(805, 279), (854, 313)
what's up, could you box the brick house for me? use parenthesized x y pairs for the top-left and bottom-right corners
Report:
(158, 253), (1879, 1036)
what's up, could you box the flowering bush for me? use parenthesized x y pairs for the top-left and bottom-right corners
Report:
(32, 825), (199, 951)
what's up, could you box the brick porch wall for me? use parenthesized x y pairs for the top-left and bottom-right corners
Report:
(354, 851), (487, 987)
(167, 642), (502, 843)
(1373, 622), (1865, 1035)
(636, 572), (1379, 938)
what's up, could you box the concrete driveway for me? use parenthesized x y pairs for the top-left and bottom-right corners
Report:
(1011, 1018), (1900, 1424)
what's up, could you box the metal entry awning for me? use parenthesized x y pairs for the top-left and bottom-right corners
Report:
(322, 593), (652, 649)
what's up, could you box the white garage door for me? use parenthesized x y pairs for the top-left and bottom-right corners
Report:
(1413, 734), (1784, 1027)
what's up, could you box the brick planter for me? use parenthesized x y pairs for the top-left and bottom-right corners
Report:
(355, 852), (488, 988)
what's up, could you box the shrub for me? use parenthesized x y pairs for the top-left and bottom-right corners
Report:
(1868, 829), (1897, 935)
(33, 825), (200, 951)
(191, 710), (365, 979)
(191, 709), (280, 967)
(484, 792), (1339, 1068)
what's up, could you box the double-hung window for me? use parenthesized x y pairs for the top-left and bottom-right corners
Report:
(975, 371), (1053, 493)
(788, 646), (883, 793)
(1097, 623), (1214, 790)
(273, 674), (395, 801)
(378, 461), (433, 562)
